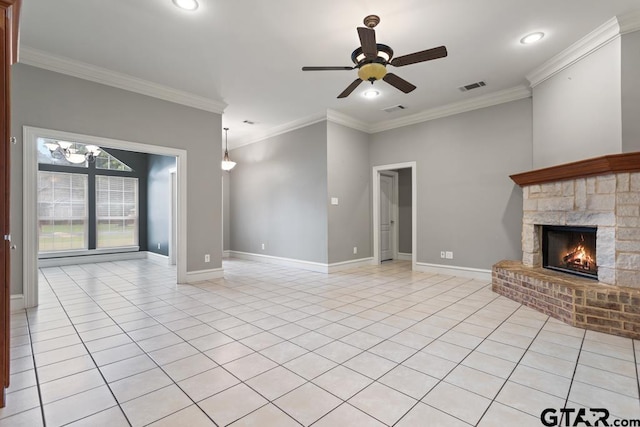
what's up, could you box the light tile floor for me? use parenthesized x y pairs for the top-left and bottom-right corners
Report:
(1, 259), (639, 426)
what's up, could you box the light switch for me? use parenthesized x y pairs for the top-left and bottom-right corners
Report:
(331, 197), (339, 205)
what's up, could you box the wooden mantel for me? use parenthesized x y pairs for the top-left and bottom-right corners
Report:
(510, 152), (640, 186)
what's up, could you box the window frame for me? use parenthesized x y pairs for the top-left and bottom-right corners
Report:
(37, 148), (142, 258)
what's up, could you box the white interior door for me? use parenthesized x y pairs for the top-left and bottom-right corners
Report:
(380, 173), (394, 261)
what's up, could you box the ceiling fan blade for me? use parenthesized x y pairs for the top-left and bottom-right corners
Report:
(302, 66), (354, 71)
(383, 73), (416, 94)
(337, 79), (363, 98)
(357, 27), (377, 59)
(390, 46), (448, 67)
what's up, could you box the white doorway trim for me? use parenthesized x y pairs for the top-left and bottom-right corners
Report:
(23, 126), (188, 308)
(168, 168), (177, 266)
(372, 162), (417, 270)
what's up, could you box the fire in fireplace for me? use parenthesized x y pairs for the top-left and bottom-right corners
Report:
(542, 226), (597, 279)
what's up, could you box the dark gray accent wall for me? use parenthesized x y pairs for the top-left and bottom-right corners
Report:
(327, 122), (371, 264)
(147, 154), (176, 256)
(622, 31), (640, 153)
(11, 64), (222, 294)
(397, 167), (412, 254)
(229, 122), (328, 263)
(370, 98), (533, 270)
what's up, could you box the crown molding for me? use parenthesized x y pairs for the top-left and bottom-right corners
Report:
(368, 85), (531, 134)
(232, 111), (327, 149)
(525, 11), (640, 88)
(618, 9), (640, 34)
(19, 46), (227, 114)
(326, 109), (370, 133)
(233, 85), (531, 148)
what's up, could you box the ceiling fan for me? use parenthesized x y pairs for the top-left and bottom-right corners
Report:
(302, 15), (448, 99)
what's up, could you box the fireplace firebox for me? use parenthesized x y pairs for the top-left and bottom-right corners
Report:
(542, 226), (598, 280)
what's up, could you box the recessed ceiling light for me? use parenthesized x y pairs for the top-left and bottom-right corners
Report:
(363, 89), (380, 98)
(520, 32), (544, 44)
(172, 0), (199, 11)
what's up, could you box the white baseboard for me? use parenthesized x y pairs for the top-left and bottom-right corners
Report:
(415, 262), (492, 282)
(227, 251), (374, 274)
(223, 250), (231, 258)
(397, 252), (412, 261)
(146, 251), (169, 264)
(185, 268), (224, 283)
(228, 251), (328, 273)
(10, 294), (24, 312)
(327, 258), (374, 273)
(38, 251), (147, 267)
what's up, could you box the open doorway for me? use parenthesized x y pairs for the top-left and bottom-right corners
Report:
(372, 162), (417, 269)
(23, 126), (188, 308)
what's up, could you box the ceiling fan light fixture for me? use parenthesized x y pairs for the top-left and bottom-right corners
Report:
(363, 89), (380, 98)
(520, 32), (544, 44)
(358, 63), (387, 82)
(172, 0), (199, 11)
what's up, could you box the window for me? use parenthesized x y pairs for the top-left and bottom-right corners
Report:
(95, 151), (133, 172)
(96, 176), (138, 248)
(37, 138), (90, 168)
(37, 171), (88, 252)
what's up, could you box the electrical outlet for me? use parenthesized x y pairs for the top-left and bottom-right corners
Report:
(353, 246), (358, 254)
(157, 243), (161, 250)
(440, 251), (446, 259)
(261, 243), (265, 250)
(445, 251), (453, 259)
(204, 254), (210, 263)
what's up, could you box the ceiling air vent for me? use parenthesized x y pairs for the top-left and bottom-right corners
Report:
(459, 81), (486, 92)
(243, 120), (256, 125)
(382, 105), (406, 113)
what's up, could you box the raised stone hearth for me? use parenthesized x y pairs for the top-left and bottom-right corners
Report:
(493, 152), (640, 339)
(493, 260), (640, 339)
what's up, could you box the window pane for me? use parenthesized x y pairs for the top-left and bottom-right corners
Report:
(38, 171), (88, 252)
(37, 138), (89, 168)
(95, 151), (133, 172)
(96, 176), (138, 248)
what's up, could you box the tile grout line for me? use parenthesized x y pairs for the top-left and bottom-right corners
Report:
(37, 269), (135, 427)
(469, 316), (556, 426)
(391, 293), (541, 426)
(559, 329), (587, 427)
(307, 282), (510, 426)
(23, 309), (47, 426)
(193, 267), (492, 425)
(37, 266), (209, 425)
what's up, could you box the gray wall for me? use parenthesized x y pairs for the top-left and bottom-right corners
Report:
(622, 31), (640, 153)
(532, 39), (622, 168)
(229, 122), (328, 263)
(370, 98), (532, 270)
(11, 64), (222, 294)
(327, 122), (371, 264)
(147, 154), (176, 256)
(397, 167), (412, 254)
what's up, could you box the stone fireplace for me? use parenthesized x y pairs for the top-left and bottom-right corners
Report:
(493, 152), (640, 339)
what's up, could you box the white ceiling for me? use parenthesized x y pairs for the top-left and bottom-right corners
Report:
(18, 0), (640, 147)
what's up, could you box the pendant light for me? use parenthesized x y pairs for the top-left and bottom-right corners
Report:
(221, 127), (236, 171)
